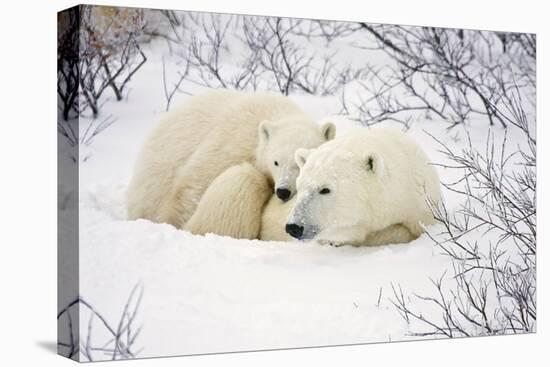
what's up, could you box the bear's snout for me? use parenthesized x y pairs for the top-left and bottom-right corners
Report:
(276, 188), (291, 201)
(285, 223), (304, 239)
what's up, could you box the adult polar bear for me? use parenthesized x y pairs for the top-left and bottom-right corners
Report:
(283, 128), (442, 246)
(188, 128), (441, 246)
(127, 89), (336, 228)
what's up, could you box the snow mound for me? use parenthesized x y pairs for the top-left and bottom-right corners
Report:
(78, 180), (450, 357)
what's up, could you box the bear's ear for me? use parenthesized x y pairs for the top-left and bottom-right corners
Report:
(365, 153), (384, 175)
(259, 120), (273, 141)
(320, 122), (336, 141)
(295, 148), (313, 169)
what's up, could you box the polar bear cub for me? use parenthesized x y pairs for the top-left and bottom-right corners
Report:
(185, 162), (272, 239)
(285, 128), (442, 246)
(127, 89), (335, 228)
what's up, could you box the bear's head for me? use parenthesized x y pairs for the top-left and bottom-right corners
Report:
(284, 143), (385, 245)
(256, 116), (335, 202)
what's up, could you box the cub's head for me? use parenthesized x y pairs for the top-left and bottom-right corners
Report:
(285, 145), (385, 245)
(256, 117), (335, 202)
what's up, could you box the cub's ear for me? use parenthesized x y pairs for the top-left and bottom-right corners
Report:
(295, 148), (313, 169)
(365, 152), (384, 175)
(259, 120), (274, 141)
(320, 122), (336, 141)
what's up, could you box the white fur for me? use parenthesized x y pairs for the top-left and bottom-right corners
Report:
(260, 197), (417, 246)
(285, 128), (442, 246)
(127, 89), (335, 228)
(189, 128), (441, 246)
(260, 195), (295, 241)
(185, 163), (272, 239)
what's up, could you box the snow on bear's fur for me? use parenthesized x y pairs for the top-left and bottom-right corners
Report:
(261, 194), (420, 245)
(127, 89), (335, 228)
(284, 128), (442, 246)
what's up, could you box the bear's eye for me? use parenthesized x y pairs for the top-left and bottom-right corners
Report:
(319, 188), (331, 195)
(274, 161), (279, 166)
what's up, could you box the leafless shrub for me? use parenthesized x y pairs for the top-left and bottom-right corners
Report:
(57, 114), (117, 149)
(58, 8), (80, 122)
(78, 6), (147, 118)
(58, 6), (147, 148)
(148, 10), (188, 49)
(243, 17), (311, 95)
(162, 56), (190, 112)
(297, 52), (364, 96)
(151, 11), (359, 100)
(291, 19), (360, 43)
(57, 7), (82, 154)
(341, 24), (535, 128)
(145, 9), (201, 54)
(81, 115), (118, 146)
(243, 17), (360, 96)
(57, 282), (144, 361)
(152, 12), (263, 93)
(389, 87), (535, 337)
(185, 14), (242, 89)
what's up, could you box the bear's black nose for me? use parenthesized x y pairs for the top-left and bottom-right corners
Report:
(276, 188), (291, 201)
(285, 223), (304, 239)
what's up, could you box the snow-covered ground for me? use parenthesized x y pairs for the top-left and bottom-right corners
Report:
(57, 16), (534, 361)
